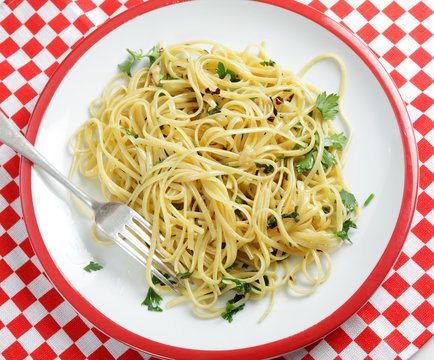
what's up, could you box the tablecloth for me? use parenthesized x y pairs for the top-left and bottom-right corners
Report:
(0, 0), (432, 359)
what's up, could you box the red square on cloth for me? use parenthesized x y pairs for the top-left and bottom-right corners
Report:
(46, 37), (69, 59)
(76, 0), (97, 12)
(383, 24), (406, 44)
(1, 13), (21, 35)
(410, 25), (433, 45)
(409, 2), (433, 22)
(100, 0), (122, 16)
(39, 288), (64, 312)
(355, 327), (381, 354)
(412, 246), (434, 272)
(2, 341), (28, 360)
(31, 342), (57, 360)
(2, 155), (20, 178)
(15, 260), (40, 285)
(383, 301), (410, 327)
(25, 14), (46, 35)
(393, 251), (410, 271)
(383, 46), (406, 67)
(7, 313), (32, 338)
(324, 327), (352, 353)
(419, 165), (434, 190)
(383, 2), (405, 21)
(357, 23), (380, 44)
(411, 218), (434, 243)
(382, 273), (410, 298)
(410, 48), (433, 68)
(22, 38), (44, 58)
(411, 71), (433, 92)
(73, 14), (94, 35)
(0, 232), (17, 257)
(14, 83), (38, 105)
(0, 60), (14, 80)
(413, 301), (434, 328)
(416, 192), (434, 217)
(417, 138), (434, 163)
(35, 314), (61, 340)
(11, 287), (37, 312)
(331, 0), (354, 18)
(118, 349), (144, 360)
(88, 346), (116, 360)
(413, 274), (434, 298)
(385, 329), (411, 353)
(413, 330), (433, 348)
(0, 259), (13, 282)
(11, 107), (31, 129)
(357, 1), (379, 21)
(0, 180), (19, 203)
(48, 14), (70, 33)
(63, 316), (89, 342)
(358, 302), (381, 324)
(411, 93), (433, 113)
(59, 344), (86, 360)
(0, 206), (20, 231)
(413, 114), (434, 137)
(19, 238), (35, 258)
(18, 60), (41, 81)
(0, 82), (12, 103)
(0, 287), (8, 306)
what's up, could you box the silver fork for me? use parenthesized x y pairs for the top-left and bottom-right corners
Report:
(0, 112), (181, 292)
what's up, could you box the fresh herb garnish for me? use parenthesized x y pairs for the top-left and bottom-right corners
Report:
(208, 105), (221, 115)
(339, 189), (357, 213)
(296, 152), (314, 173)
(259, 60), (274, 66)
(222, 277), (251, 294)
(316, 92), (339, 120)
(235, 197), (245, 204)
(282, 206), (299, 222)
(118, 49), (145, 76)
(324, 132), (347, 150)
(142, 287), (163, 312)
(321, 148), (337, 168)
(225, 262), (238, 271)
(176, 271), (193, 279)
(121, 127), (139, 139)
(322, 206), (331, 214)
(336, 219), (357, 243)
(364, 193), (375, 207)
(145, 44), (161, 67)
(216, 61), (239, 82)
(254, 162), (274, 174)
(221, 296), (245, 323)
(83, 261), (103, 272)
(267, 216), (277, 229)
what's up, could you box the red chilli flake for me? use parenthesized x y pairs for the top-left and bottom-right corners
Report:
(287, 94), (294, 102)
(214, 88), (221, 95)
(205, 88), (211, 93)
(267, 116), (275, 121)
(275, 96), (283, 105)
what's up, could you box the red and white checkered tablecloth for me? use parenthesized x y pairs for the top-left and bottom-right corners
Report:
(0, 0), (432, 359)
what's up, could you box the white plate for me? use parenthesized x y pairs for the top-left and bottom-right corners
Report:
(21, 0), (418, 359)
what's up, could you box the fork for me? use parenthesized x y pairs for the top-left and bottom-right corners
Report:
(0, 112), (181, 292)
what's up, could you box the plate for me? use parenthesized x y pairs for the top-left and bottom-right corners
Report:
(20, 0), (418, 359)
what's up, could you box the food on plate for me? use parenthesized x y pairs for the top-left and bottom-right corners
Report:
(71, 41), (358, 321)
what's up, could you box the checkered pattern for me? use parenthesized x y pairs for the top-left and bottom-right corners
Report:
(0, 0), (432, 359)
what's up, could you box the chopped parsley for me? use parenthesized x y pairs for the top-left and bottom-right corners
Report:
(296, 152), (314, 173)
(316, 92), (339, 120)
(158, 74), (177, 87)
(145, 44), (161, 67)
(322, 206), (331, 214)
(208, 105), (222, 115)
(222, 277), (251, 294)
(259, 60), (274, 66)
(121, 127), (139, 139)
(83, 261), (103, 272)
(364, 193), (375, 207)
(221, 296), (245, 323)
(324, 133), (347, 150)
(336, 219), (357, 243)
(267, 216), (278, 229)
(216, 61), (239, 82)
(339, 189), (357, 213)
(254, 162), (274, 174)
(282, 206), (299, 222)
(118, 49), (145, 76)
(321, 148), (337, 168)
(142, 287), (163, 312)
(176, 271), (193, 279)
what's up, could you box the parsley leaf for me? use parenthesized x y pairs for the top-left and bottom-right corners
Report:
(158, 74), (176, 87)
(364, 193), (375, 207)
(121, 127), (139, 139)
(208, 106), (221, 115)
(316, 92), (339, 120)
(296, 152), (314, 173)
(222, 277), (251, 294)
(176, 271), (193, 279)
(216, 61), (239, 82)
(118, 49), (145, 76)
(141, 287), (163, 312)
(235, 197), (245, 204)
(339, 189), (358, 213)
(254, 162), (274, 174)
(221, 296), (245, 323)
(336, 219), (357, 243)
(145, 44), (161, 67)
(321, 148), (337, 168)
(259, 60), (274, 66)
(282, 206), (299, 222)
(267, 216), (277, 229)
(83, 261), (103, 272)
(324, 132), (347, 150)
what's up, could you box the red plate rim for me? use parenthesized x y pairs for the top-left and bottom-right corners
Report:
(20, 0), (419, 359)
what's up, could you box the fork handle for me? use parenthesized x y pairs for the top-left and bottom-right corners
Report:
(0, 112), (99, 211)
